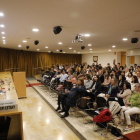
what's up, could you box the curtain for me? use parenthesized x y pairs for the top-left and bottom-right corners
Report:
(0, 48), (82, 76)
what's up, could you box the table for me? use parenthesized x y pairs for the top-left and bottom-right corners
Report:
(0, 72), (24, 140)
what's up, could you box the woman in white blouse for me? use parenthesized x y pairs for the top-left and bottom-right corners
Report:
(126, 72), (133, 83)
(131, 75), (139, 92)
(125, 67), (129, 77)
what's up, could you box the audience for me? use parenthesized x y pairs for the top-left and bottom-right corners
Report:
(131, 75), (138, 92)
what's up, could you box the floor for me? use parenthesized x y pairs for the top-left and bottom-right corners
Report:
(18, 84), (79, 140)
(19, 78), (140, 140)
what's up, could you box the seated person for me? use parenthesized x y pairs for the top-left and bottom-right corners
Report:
(131, 75), (138, 92)
(111, 70), (116, 78)
(98, 70), (104, 83)
(84, 74), (93, 89)
(75, 67), (80, 76)
(42, 68), (55, 81)
(120, 83), (140, 132)
(98, 78), (120, 100)
(126, 72), (133, 83)
(117, 82), (131, 105)
(102, 71), (111, 86)
(60, 78), (86, 118)
(60, 69), (68, 83)
(133, 68), (138, 76)
(118, 66), (123, 75)
(118, 75), (126, 90)
(92, 71), (96, 79)
(70, 72), (77, 82)
(125, 67), (129, 77)
(86, 75), (102, 100)
(65, 70), (73, 82)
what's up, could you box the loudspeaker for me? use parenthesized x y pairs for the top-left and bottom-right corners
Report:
(60, 50), (62, 52)
(81, 46), (85, 50)
(131, 38), (138, 43)
(34, 40), (39, 45)
(53, 26), (62, 35)
(26, 46), (29, 49)
(51, 51), (53, 53)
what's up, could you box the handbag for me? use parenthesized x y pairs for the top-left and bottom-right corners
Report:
(111, 126), (122, 137)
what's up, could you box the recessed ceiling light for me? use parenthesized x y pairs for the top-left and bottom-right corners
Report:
(1, 32), (5, 34)
(3, 40), (5, 41)
(88, 44), (92, 46)
(48, 51), (50, 52)
(0, 13), (4, 16)
(112, 46), (115, 48)
(3, 42), (6, 44)
(58, 42), (62, 44)
(32, 28), (39, 32)
(45, 46), (48, 48)
(23, 40), (27, 42)
(69, 48), (72, 49)
(63, 52), (65, 53)
(74, 50), (76, 52)
(37, 49), (40, 51)
(84, 34), (90, 37)
(18, 45), (21, 47)
(90, 51), (93, 53)
(0, 24), (4, 27)
(56, 50), (59, 51)
(89, 49), (92, 50)
(109, 50), (111, 51)
(2, 37), (5, 39)
(78, 52), (80, 54)
(122, 38), (128, 41)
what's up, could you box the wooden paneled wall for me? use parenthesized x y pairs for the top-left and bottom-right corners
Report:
(129, 56), (135, 64)
(0, 48), (82, 76)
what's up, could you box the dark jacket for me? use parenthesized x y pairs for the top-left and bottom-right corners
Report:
(87, 81), (102, 96)
(66, 85), (86, 107)
(99, 75), (104, 83)
(105, 85), (120, 97)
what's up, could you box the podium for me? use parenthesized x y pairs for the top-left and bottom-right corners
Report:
(13, 72), (26, 99)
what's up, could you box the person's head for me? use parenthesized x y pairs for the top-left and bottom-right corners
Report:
(125, 67), (129, 73)
(132, 75), (138, 83)
(130, 66), (134, 70)
(73, 72), (77, 78)
(124, 64), (126, 68)
(117, 63), (120, 67)
(96, 62), (98, 65)
(134, 64), (137, 68)
(83, 66), (86, 70)
(112, 70), (115, 75)
(51, 68), (54, 72)
(94, 75), (100, 82)
(63, 69), (66, 74)
(77, 78), (84, 86)
(68, 71), (72, 76)
(123, 82), (131, 90)
(72, 78), (77, 84)
(137, 71), (140, 78)
(135, 83), (140, 93)
(105, 71), (110, 79)
(111, 78), (116, 86)
(119, 67), (123, 71)
(107, 63), (110, 66)
(98, 70), (102, 76)
(85, 74), (92, 81)
(121, 71), (125, 76)
(128, 72), (133, 78)
(93, 71), (96, 76)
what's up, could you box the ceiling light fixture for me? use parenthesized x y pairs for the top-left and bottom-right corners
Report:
(23, 40), (27, 42)
(84, 34), (90, 37)
(2, 37), (5, 39)
(45, 46), (48, 48)
(109, 50), (111, 51)
(88, 44), (91, 46)
(3, 40), (5, 41)
(32, 28), (39, 32)
(0, 13), (4, 16)
(122, 38), (128, 41)
(58, 42), (62, 44)
(0, 24), (4, 27)
(69, 48), (72, 49)
(89, 49), (92, 50)
(63, 52), (65, 53)
(90, 51), (93, 53)
(74, 50), (76, 52)
(48, 51), (50, 52)
(3, 42), (6, 44)
(37, 49), (40, 51)
(78, 52), (80, 54)
(18, 45), (21, 47)
(56, 50), (59, 51)
(1, 32), (5, 34)
(112, 46), (115, 48)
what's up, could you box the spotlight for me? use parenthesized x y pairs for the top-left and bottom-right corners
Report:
(53, 26), (62, 35)
(26, 46), (29, 49)
(131, 38), (138, 43)
(34, 40), (39, 45)
(60, 50), (62, 52)
(51, 51), (53, 53)
(81, 46), (85, 50)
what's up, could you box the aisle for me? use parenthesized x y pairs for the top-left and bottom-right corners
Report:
(18, 87), (80, 140)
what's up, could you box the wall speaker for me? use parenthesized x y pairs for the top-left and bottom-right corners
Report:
(34, 40), (39, 45)
(131, 38), (138, 43)
(53, 26), (62, 35)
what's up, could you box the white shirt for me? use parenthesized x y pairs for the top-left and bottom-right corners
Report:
(126, 77), (132, 83)
(131, 83), (136, 92)
(59, 66), (63, 70)
(60, 73), (68, 82)
(125, 72), (129, 77)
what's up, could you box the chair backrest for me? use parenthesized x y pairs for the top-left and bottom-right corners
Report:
(97, 97), (107, 108)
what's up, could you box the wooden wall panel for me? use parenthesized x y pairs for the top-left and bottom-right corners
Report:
(129, 56), (135, 64)
(0, 48), (82, 76)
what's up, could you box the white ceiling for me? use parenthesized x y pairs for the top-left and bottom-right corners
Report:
(0, 0), (140, 54)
